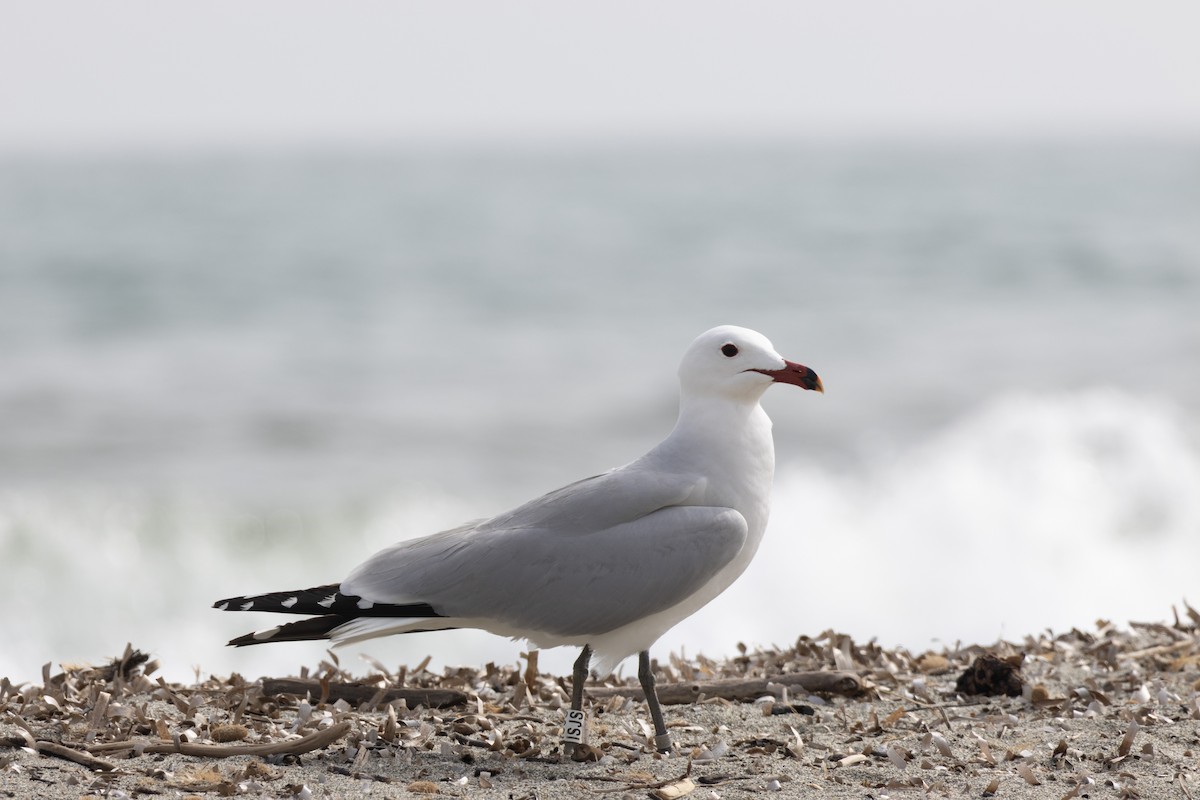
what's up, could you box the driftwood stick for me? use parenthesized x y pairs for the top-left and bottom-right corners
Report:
(585, 670), (863, 704)
(87, 720), (352, 758)
(1124, 639), (1196, 661)
(261, 678), (468, 708)
(31, 741), (118, 772)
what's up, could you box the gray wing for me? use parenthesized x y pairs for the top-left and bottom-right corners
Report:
(340, 467), (747, 636)
(477, 462), (707, 535)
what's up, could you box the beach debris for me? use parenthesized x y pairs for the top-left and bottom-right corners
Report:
(25, 740), (117, 772)
(886, 743), (911, 770)
(955, 653), (1025, 697)
(406, 779), (440, 793)
(651, 777), (696, 799)
(1118, 720), (1139, 758)
(209, 723), (249, 742)
(95, 645), (153, 683)
(584, 669), (864, 704)
(1015, 761), (1041, 785)
(87, 720), (352, 759)
(917, 653), (950, 674)
(767, 702), (816, 716)
(261, 677), (467, 708)
(973, 732), (998, 766)
(4, 615), (1200, 797)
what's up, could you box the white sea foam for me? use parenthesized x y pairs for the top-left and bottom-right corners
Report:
(3, 389), (1196, 682)
(704, 388), (1200, 656)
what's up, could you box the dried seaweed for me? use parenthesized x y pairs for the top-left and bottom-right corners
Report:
(955, 653), (1025, 697)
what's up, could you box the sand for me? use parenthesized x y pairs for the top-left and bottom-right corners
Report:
(4, 615), (1200, 800)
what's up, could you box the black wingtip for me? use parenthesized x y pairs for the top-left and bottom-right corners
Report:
(212, 586), (443, 619)
(224, 615), (351, 648)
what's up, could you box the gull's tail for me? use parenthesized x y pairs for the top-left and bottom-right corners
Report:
(213, 584), (448, 647)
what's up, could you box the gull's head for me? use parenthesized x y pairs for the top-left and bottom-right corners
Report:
(678, 325), (823, 403)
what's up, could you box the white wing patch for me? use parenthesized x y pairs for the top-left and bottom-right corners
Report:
(332, 617), (452, 646)
(253, 626), (281, 641)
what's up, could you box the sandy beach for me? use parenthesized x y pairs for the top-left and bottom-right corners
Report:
(4, 613), (1200, 800)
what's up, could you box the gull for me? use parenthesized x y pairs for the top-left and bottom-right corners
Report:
(214, 325), (822, 753)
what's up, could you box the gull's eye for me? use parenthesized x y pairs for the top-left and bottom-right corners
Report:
(721, 343), (739, 357)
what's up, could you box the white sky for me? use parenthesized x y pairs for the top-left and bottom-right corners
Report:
(2, 0), (1198, 151)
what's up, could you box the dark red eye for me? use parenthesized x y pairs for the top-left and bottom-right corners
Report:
(721, 344), (738, 357)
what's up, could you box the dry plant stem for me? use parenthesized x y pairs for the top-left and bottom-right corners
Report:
(1124, 639), (1196, 661)
(584, 768), (695, 794)
(639, 650), (672, 752)
(86, 720), (352, 758)
(31, 741), (117, 772)
(260, 679), (466, 708)
(563, 644), (592, 758)
(586, 669), (863, 704)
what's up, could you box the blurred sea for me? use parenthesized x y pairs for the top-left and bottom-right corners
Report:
(2, 141), (1199, 682)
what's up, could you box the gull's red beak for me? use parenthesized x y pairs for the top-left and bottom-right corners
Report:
(753, 360), (824, 393)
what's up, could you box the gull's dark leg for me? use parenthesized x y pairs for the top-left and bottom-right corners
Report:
(639, 650), (672, 752)
(563, 644), (591, 756)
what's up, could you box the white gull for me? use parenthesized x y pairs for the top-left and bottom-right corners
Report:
(214, 325), (822, 753)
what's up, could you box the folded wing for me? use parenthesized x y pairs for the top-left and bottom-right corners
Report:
(341, 467), (747, 638)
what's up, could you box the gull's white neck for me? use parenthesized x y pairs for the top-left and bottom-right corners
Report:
(651, 392), (776, 537)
